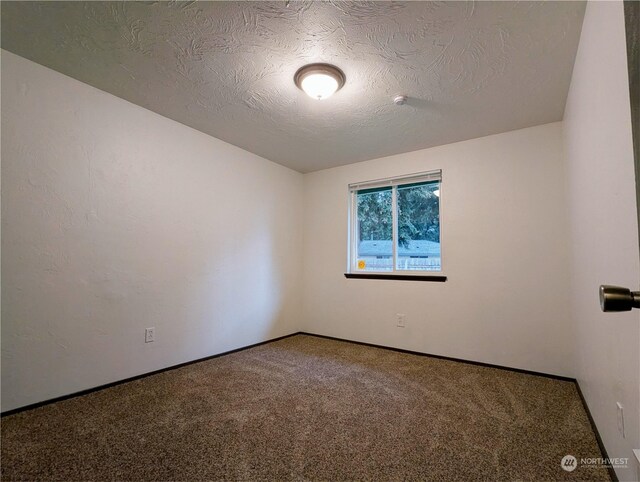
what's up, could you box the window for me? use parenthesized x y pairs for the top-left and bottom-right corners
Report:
(348, 170), (442, 276)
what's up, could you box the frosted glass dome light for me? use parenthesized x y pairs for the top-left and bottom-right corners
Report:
(301, 73), (339, 100)
(295, 63), (345, 100)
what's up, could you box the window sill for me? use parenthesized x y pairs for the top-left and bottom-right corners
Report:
(344, 273), (447, 282)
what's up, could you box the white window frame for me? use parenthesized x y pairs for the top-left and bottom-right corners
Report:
(347, 170), (443, 276)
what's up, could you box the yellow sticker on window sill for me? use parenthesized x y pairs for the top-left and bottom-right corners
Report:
(357, 260), (366, 270)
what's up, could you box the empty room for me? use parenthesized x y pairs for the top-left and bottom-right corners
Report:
(1, 1), (639, 481)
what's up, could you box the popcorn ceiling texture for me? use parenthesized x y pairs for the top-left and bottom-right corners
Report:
(1, 1), (585, 172)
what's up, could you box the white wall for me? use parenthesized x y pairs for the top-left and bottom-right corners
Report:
(563, 2), (640, 480)
(302, 122), (574, 377)
(1, 50), (304, 412)
(3, 11), (638, 476)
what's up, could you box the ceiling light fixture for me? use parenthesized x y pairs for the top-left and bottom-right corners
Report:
(294, 63), (345, 100)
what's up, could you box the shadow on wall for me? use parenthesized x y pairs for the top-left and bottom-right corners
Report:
(182, 203), (289, 354)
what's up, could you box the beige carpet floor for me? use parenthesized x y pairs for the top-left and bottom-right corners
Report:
(1, 334), (610, 481)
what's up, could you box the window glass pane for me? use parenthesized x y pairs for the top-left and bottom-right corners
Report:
(356, 187), (392, 271)
(396, 181), (440, 271)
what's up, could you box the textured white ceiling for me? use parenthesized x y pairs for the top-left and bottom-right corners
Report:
(1, 1), (585, 173)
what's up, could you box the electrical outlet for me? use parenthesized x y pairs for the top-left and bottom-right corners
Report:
(396, 314), (406, 328)
(145, 327), (155, 343)
(616, 402), (625, 438)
